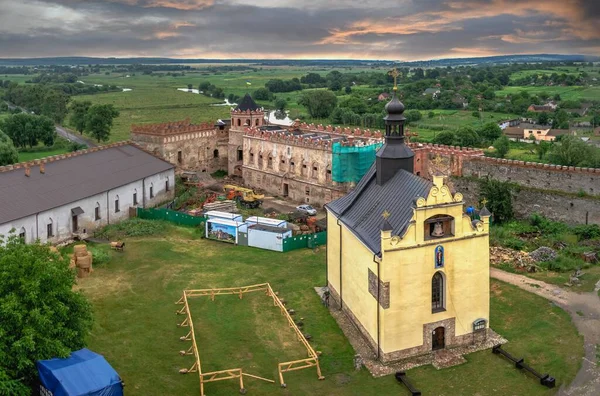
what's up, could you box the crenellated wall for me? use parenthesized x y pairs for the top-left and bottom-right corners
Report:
(461, 157), (600, 197)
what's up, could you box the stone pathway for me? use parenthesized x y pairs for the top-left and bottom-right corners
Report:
(490, 268), (600, 396)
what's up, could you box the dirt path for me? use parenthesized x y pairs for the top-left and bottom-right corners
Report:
(490, 268), (600, 396)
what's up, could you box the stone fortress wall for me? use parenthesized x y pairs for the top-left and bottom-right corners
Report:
(411, 143), (600, 225)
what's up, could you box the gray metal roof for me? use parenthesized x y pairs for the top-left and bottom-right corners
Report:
(0, 144), (174, 225)
(326, 165), (432, 256)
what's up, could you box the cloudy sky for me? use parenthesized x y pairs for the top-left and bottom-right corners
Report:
(0, 0), (599, 60)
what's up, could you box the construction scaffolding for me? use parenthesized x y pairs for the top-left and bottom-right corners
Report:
(332, 142), (382, 183)
(176, 283), (324, 395)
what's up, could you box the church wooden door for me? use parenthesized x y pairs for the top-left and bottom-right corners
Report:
(432, 327), (445, 350)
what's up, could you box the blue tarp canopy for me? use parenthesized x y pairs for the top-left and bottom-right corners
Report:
(37, 349), (123, 396)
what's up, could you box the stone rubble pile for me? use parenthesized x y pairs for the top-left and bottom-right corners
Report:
(529, 246), (558, 263)
(489, 247), (538, 272)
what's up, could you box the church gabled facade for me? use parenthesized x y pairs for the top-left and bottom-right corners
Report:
(325, 85), (491, 363)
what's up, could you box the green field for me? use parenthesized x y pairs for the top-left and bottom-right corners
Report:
(496, 85), (600, 102)
(77, 222), (583, 396)
(411, 110), (521, 141)
(509, 66), (600, 81)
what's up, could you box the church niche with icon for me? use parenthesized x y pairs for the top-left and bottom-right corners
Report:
(325, 72), (494, 365)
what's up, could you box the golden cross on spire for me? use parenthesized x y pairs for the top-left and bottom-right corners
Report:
(382, 210), (391, 220)
(388, 68), (402, 91)
(481, 198), (488, 206)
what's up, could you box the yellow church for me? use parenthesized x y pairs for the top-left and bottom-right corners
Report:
(325, 87), (491, 363)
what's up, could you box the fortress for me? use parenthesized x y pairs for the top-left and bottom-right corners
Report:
(130, 94), (600, 225)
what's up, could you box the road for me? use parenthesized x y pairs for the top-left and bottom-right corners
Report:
(490, 268), (600, 396)
(55, 125), (96, 147)
(5, 101), (96, 148)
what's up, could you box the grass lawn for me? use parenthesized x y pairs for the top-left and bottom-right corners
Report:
(17, 137), (72, 162)
(77, 223), (583, 395)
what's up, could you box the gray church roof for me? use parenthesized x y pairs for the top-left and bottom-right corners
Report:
(0, 144), (174, 225)
(326, 165), (431, 256)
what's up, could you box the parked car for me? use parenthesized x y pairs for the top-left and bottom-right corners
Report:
(296, 204), (317, 216)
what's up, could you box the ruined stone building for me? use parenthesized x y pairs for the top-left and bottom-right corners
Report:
(131, 118), (229, 172)
(242, 124), (384, 206)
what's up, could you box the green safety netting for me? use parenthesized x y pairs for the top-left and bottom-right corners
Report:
(332, 142), (383, 183)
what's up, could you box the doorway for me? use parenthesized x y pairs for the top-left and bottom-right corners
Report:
(283, 183), (289, 197)
(432, 327), (445, 350)
(72, 215), (78, 233)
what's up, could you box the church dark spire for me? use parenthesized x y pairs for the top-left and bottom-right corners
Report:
(376, 69), (414, 186)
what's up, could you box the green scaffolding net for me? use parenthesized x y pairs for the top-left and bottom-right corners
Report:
(332, 142), (383, 183)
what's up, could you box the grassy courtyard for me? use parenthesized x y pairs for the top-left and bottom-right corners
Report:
(76, 222), (583, 396)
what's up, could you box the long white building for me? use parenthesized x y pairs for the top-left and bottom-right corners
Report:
(0, 142), (175, 244)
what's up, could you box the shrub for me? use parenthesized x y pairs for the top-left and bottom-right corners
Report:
(88, 246), (110, 266)
(572, 224), (600, 240)
(95, 219), (167, 240)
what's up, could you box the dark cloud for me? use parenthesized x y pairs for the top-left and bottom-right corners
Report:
(0, 0), (597, 59)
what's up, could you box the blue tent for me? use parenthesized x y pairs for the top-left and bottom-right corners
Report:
(37, 349), (123, 396)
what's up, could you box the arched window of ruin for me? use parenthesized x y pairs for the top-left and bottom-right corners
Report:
(255, 118), (260, 126)
(237, 118), (241, 127)
(289, 158), (296, 173)
(311, 162), (319, 179)
(267, 154), (273, 169)
(301, 159), (308, 177)
(326, 164), (332, 182)
(213, 149), (219, 159)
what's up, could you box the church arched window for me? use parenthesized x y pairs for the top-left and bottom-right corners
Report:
(432, 272), (445, 312)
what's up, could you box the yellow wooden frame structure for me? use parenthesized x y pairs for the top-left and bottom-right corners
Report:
(176, 283), (324, 395)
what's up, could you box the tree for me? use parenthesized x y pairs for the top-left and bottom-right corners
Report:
(300, 73), (324, 84)
(472, 111), (480, 118)
(274, 98), (287, 112)
(328, 79), (342, 92)
(69, 101), (92, 134)
(493, 135), (510, 158)
(0, 130), (18, 166)
(253, 88), (272, 101)
(428, 111), (435, 118)
(84, 104), (119, 142)
(549, 135), (590, 166)
(1, 113), (55, 148)
(535, 140), (551, 160)
(41, 89), (70, 124)
(479, 178), (515, 223)
(298, 90), (337, 119)
(454, 126), (480, 147)
(344, 86), (352, 94)
(405, 110), (422, 124)
(537, 112), (549, 125)
(433, 131), (456, 145)
(187, 83), (193, 90)
(591, 112), (600, 128)
(552, 109), (569, 129)
(477, 122), (502, 142)
(0, 234), (92, 391)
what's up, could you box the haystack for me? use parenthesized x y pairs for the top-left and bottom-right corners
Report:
(73, 245), (93, 278)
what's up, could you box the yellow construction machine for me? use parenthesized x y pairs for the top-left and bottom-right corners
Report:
(223, 184), (265, 208)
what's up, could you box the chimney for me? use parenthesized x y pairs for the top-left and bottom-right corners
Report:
(40, 162), (45, 174)
(25, 165), (31, 177)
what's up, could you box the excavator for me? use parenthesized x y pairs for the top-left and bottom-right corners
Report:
(223, 184), (264, 208)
